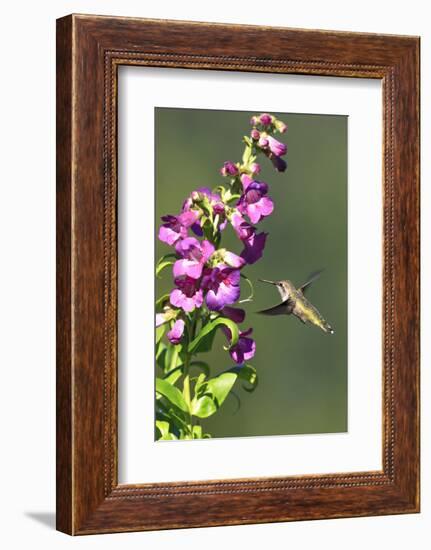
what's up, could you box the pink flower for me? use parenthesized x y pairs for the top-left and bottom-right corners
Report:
(267, 135), (287, 157)
(170, 276), (204, 312)
(259, 113), (272, 125)
(202, 265), (241, 311)
(240, 231), (268, 264)
(258, 136), (269, 148)
(158, 210), (199, 246)
(222, 327), (256, 364)
(174, 238), (215, 279)
(167, 319), (185, 345)
(238, 179), (274, 224)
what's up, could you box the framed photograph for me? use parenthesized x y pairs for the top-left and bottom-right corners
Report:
(56, 14), (420, 534)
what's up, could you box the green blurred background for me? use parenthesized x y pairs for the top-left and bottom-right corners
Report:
(155, 107), (347, 438)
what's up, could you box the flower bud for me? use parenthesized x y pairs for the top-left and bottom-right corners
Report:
(275, 120), (287, 133)
(250, 162), (261, 175)
(250, 115), (259, 126)
(259, 113), (272, 125)
(220, 160), (239, 177)
(250, 128), (260, 140)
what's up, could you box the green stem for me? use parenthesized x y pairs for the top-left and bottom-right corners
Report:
(184, 307), (203, 437)
(183, 314), (196, 436)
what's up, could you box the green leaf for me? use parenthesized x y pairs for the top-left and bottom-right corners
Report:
(156, 293), (170, 310)
(188, 317), (239, 354)
(191, 327), (216, 353)
(230, 364), (258, 393)
(156, 419), (178, 440)
(156, 401), (190, 435)
(166, 343), (182, 373)
(242, 145), (252, 165)
(201, 218), (215, 242)
(156, 377), (190, 413)
(226, 193), (242, 204)
(192, 425), (203, 439)
(194, 372), (207, 394)
(155, 420), (171, 440)
(191, 395), (217, 418)
(206, 372), (238, 407)
(243, 136), (253, 149)
(156, 254), (177, 278)
(191, 372), (238, 418)
(156, 324), (166, 345)
(156, 345), (167, 370)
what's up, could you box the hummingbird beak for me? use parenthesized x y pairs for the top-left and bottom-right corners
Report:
(258, 279), (278, 285)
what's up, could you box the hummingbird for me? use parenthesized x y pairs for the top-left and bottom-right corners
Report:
(257, 270), (335, 334)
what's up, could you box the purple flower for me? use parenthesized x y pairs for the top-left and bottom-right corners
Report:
(240, 174), (254, 192)
(170, 276), (204, 312)
(230, 328), (256, 364)
(221, 306), (246, 324)
(220, 161), (239, 177)
(267, 135), (287, 157)
(167, 319), (185, 345)
(158, 210), (199, 246)
(202, 265), (241, 311)
(238, 178), (274, 224)
(240, 231), (268, 264)
(223, 327), (256, 364)
(258, 136), (269, 148)
(265, 151), (287, 172)
(174, 238), (215, 279)
(231, 211), (255, 241)
(259, 113), (272, 125)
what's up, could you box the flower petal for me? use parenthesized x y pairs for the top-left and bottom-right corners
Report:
(178, 209), (199, 228)
(241, 232), (267, 264)
(229, 329), (256, 364)
(223, 250), (246, 268)
(158, 225), (180, 246)
(267, 135), (287, 157)
(221, 306), (246, 324)
(156, 313), (166, 327)
(240, 174), (254, 192)
(167, 319), (185, 345)
(170, 288), (203, 312)
(173, 259), (203, 279)
(206, 280), (240, 311)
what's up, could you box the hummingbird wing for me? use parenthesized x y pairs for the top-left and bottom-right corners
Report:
(257, 300), (290, 316)
(299, 269), (324, 294)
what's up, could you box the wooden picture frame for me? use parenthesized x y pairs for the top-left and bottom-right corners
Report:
(56, 14), (420, 535)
